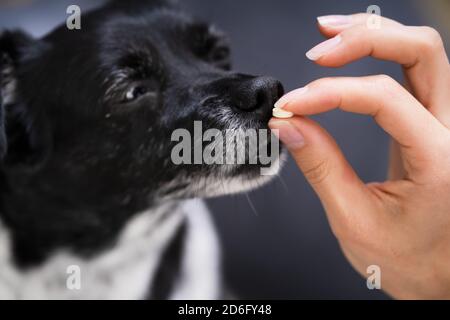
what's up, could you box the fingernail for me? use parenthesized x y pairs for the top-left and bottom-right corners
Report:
(317, 15), (352, 27)
(306, 35), (342, 61)
(274, 86), (308, 109)
(269, 120), (305, 149)
(272, 108), (294, 119)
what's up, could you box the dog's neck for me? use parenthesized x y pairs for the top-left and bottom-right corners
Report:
(0, 176), (176, 268)
(0, 201), (194, 299)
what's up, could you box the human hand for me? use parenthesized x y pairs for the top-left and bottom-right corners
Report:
(269, 13), (450, 299)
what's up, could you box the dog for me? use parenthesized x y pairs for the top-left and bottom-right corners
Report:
(0, 0), (284, 299)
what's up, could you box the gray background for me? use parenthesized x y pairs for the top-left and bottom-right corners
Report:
(0, 0), (442, 299)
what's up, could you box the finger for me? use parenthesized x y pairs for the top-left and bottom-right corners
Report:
(269, 116), (374, 232)
(308, 25), (441, 68)
(276, 76), (447, 165)
(308, 17), (450, 125)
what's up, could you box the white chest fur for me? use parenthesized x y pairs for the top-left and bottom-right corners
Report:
(0, 199), (221, 300)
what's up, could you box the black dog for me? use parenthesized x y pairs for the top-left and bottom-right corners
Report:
(0, 0), (283, 299)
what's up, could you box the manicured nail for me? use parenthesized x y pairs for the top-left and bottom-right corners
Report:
(273, 108), (294, 119)
(269, 120), (305, 149)
(306, 35), (342, 61)
(317, 15), (352, 27)
(274, 87), (308, 109)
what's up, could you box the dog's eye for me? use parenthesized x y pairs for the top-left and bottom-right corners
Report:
(123, 86), (149, 103)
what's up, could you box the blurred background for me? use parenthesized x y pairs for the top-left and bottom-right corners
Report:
(0, 0), (448, 299)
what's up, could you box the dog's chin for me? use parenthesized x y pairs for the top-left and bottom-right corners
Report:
(193, 149), (287, 199)
(156, 150), (287, 202)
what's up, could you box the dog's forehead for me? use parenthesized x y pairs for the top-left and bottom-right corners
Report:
(99, 10), (196, 43)
(96, 10), (221, 68)
(95, 10), (199, 63)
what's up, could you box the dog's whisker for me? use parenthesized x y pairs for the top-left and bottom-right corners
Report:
(245, 193), (259, 217)
(277, 174), (289, 194)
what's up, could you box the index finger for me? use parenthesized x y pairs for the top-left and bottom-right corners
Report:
(276, 76), (447, 159)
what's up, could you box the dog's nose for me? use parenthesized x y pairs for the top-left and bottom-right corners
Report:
(234, 76), (284, 114)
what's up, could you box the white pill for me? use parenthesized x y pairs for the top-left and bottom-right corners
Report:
(272, 107), (294, 119)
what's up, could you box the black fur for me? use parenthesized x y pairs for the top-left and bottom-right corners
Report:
(0, 0), (283, 270)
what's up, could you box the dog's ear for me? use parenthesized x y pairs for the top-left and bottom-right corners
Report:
(0, 30), (51, 168)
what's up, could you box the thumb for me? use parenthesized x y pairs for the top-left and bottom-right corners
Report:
(269, 116), (369, 218)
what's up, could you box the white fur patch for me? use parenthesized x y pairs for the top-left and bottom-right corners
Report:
(170, 199), (221, 300)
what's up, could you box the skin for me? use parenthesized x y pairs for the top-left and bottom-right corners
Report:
(269, 13), (450, 299)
